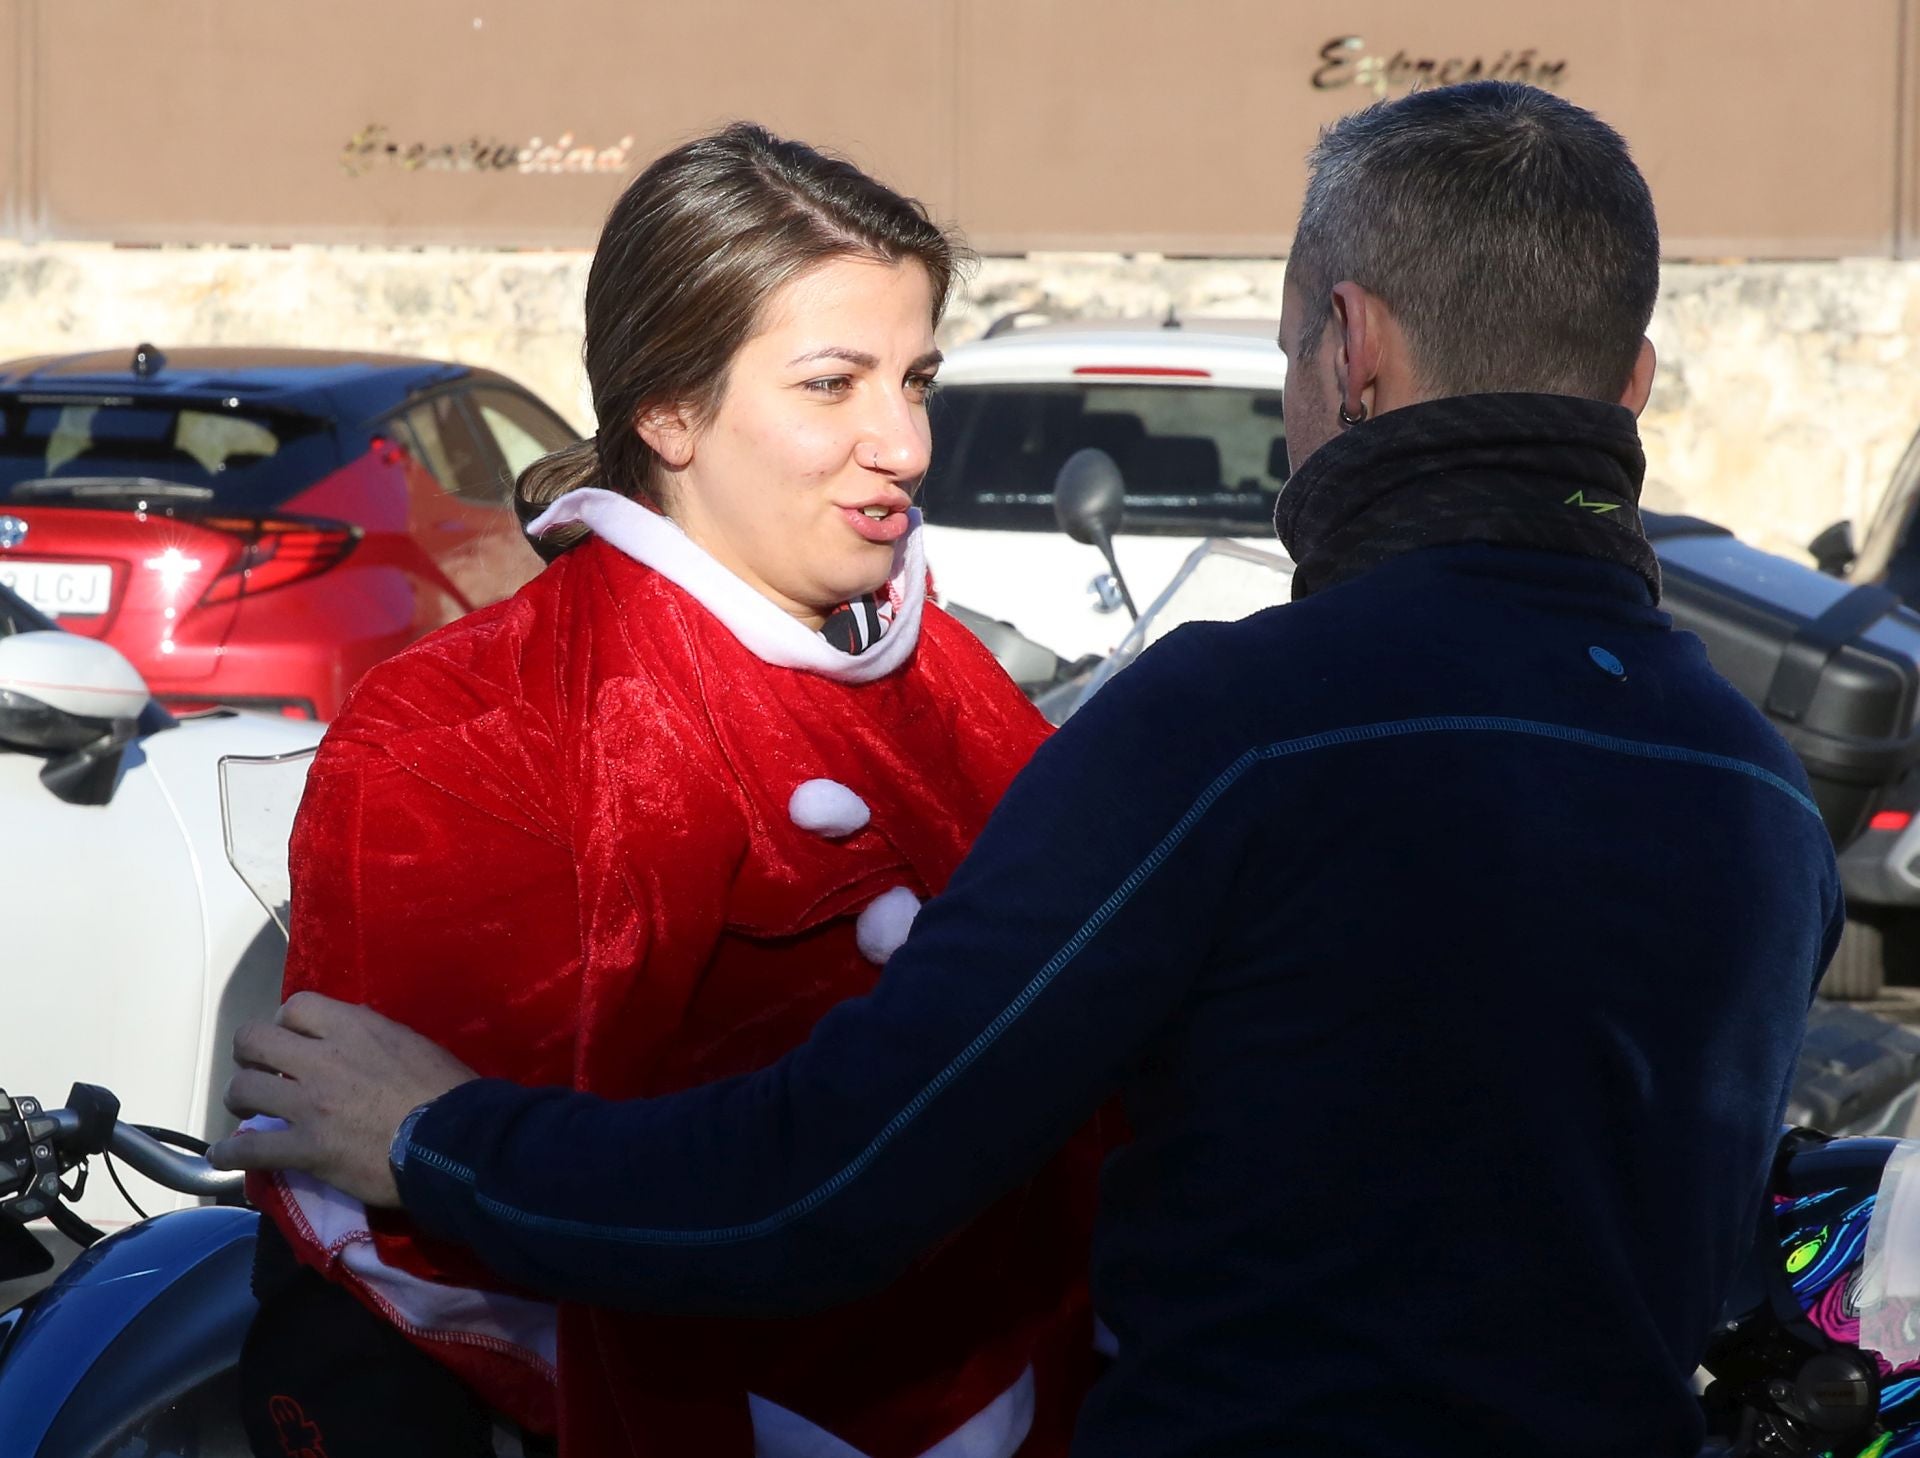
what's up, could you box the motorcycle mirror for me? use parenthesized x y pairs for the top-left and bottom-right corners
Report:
(1053, 449), (1126, 547)
(1808, 520), (1857, 578)
(0, 632), (148, 806)
(1053, 450), (1138, 619)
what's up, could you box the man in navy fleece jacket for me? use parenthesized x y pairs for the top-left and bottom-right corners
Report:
(219, 82), (1842, 1458)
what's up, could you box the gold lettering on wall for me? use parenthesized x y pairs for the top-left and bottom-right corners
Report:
(1312, 38), (1568, 96)
(340, 126), (637, 178)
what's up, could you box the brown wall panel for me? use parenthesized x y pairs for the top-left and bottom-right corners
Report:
(1567, 0), (1901, 259)
(955, 0), (1305, 254)
(0, 0), (21, 240)
(34, 0), (955, 246)
(16, 0), (1916, 257)
(1900, 0), (1920, 258)
(956, 0), (1902, 258)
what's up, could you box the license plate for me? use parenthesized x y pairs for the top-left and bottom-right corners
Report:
(0, 561), (114, 617)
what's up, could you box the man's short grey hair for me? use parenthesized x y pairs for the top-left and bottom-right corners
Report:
(1289, 81), (1660, 401)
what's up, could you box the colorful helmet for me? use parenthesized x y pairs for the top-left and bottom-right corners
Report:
(1702, 1130), (1920, 1457)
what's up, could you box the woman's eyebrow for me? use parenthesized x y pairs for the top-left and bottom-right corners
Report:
(785, 347), (946, 371)
(788, 346), (880, 369)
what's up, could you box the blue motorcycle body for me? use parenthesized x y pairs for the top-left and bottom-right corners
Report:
(0, 1206), (257, 1457)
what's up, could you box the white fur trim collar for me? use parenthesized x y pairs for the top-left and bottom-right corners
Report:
(528, 488), (925, 684)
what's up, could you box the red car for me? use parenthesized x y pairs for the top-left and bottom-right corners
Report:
(0, 346), (578, 719)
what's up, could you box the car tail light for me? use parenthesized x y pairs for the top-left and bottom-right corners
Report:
(198, 516), (359, 605)
(1071, 365), (1212, 379)
(1870, 809), (1913, 833)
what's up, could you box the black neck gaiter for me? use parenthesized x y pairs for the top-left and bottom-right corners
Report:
(1273, 393), (1661, 602)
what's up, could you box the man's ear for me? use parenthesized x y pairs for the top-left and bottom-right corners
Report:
(636, 404), (695, 469)
(1619, 338), (1657, 417)
(1329, 281), (1382, 419)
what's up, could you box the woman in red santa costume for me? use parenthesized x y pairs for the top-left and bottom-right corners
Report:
(238, 124), (1099, 1458)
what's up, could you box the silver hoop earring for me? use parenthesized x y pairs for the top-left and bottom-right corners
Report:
(1339, 401), (1369, 428)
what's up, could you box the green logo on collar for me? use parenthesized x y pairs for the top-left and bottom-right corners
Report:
(1564, 490), (1623, 515)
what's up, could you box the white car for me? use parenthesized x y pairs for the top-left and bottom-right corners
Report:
(0, 583), (320, 1227)
(926, 318), (1295, 663)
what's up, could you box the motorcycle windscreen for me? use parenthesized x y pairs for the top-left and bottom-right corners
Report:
(1857, 1138), (1920, 1366)
(218, 747), (316, 938)
(1065, 538), (1294, 715)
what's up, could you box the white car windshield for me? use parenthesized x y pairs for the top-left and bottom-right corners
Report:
(926, 383), (1287, 536)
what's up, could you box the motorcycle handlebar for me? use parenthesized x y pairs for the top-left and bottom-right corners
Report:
(36, 1105), (245, 1202)
(109, 1121), (245, 1201)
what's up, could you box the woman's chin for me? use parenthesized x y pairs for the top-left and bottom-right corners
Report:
(819, 550), (899, 604)
(822, 574), (892, 609)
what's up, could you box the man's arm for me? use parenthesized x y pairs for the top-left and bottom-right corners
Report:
(232, 629), (1268, 1315)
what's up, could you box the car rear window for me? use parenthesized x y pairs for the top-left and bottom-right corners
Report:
(925, 382), (1286, 535)
(0, 397), (339, 513)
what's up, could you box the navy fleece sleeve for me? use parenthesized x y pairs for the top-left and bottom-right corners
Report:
(397, 631), (1258, 1315)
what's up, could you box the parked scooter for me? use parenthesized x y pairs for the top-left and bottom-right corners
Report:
(951, 448), (1296, 724)
(1646, 516), (1920, 1000)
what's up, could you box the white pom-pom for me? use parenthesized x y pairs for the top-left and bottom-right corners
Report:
(789, 778), (871, 839)
(856, 886), (922, 965)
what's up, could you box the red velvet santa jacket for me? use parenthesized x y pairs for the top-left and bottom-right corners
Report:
(253, 490), (1096, 1458)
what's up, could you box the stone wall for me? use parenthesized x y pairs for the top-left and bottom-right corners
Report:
(2, 242), (1916, 562)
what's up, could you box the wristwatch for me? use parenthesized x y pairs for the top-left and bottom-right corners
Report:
(387, 1099), (437, 1192)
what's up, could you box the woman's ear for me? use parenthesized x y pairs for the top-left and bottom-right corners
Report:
(636, 405), (695, 469)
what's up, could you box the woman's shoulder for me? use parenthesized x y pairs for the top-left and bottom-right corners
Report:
(327, 548), (600, 742)
(323, 541), (716, 773)
(299, 542), (744, 858)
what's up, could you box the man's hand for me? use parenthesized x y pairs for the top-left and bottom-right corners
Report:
(208, 991), (478, 1208)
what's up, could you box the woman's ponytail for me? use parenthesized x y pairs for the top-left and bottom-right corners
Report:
(515, 436), (604, 562)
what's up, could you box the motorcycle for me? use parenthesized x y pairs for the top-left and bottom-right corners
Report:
(0, 1090), (254, 1456)
(0, 747), (547, 1457)
(0, 749), (297, 1456)
(1698, 1129), (1920, 1457)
